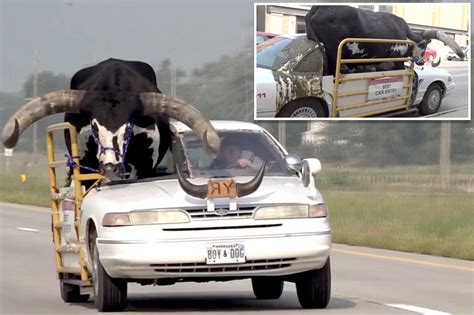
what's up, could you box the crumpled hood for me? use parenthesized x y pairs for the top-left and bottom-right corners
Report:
(82, 176), (324, 213)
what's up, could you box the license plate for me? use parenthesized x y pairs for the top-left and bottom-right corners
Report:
(206, 242), (246, 264)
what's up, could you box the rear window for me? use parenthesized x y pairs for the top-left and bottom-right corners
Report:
(257, 37), (292, 70)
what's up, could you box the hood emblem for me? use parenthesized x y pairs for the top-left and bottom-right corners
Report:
(215, 208), (230, 216)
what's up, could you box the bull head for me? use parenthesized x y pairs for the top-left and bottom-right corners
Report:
(2, 90), (220, 178)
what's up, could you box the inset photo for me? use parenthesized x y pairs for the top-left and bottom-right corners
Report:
(255, 3), (470, 119)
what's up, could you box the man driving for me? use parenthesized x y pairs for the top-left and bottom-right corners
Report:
(209, 137), (251, 169)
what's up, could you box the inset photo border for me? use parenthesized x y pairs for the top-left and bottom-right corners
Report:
(254, 3), (471, 120)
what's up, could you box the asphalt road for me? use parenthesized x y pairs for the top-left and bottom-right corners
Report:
(1, 202), (473, 314)
(427, 60), (470, 119)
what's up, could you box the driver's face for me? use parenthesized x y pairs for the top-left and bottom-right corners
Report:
(222, 145), (241, 164)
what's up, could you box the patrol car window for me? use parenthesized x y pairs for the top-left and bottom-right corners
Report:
(180, 131), (294, 178)
(257, 37), (292, 70)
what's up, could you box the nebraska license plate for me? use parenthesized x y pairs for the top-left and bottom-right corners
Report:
(206, 242), (246, 264)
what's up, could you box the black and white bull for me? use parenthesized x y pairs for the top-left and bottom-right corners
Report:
(2, 58), (220, 181)
(2, 58), (265, 197)
(305, 5), (466, 76)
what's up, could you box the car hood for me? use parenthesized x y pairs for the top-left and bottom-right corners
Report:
(82, 176), (324, 212)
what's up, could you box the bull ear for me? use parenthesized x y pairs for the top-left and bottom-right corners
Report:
(2, 90), (85, 148)
(140, 92), (220, 156)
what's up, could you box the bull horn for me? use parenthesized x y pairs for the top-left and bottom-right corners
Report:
(140, 93), (220, 155)
(423, 30), (465, 59)
(236, 162), (266, 197)
(2, 90), (85, 148)
(177, 162), (266, 199)
(176, 165), (207, 199)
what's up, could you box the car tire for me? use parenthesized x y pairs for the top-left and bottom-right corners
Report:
(418, 83), (443, 115)
(276, 99), (326, 118)
(60, 281), (90, 303)
(90, 230), (127, 312)
(251, 277), (284, 299)
(296, 258), (331, 309)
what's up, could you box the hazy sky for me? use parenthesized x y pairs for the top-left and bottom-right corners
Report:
(0, 0), (254, 92)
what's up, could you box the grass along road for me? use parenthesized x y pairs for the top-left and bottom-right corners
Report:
(325, 190), (474, 260)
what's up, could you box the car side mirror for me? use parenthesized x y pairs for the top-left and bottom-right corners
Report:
(301, 158), (322, 188)
(285, 154), (302, 173)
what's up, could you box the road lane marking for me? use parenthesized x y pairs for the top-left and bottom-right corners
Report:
(452, 74), (468, 77)
(333, 248), (473, 272)
(424, 105), (469, 118)
(386, 304), (451, 315)
(16, 227), (39, 233)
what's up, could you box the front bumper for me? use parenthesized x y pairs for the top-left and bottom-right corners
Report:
(96, 229), (331, 279)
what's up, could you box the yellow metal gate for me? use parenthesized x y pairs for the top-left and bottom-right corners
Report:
(332, 38), (416, 117)
(46, 122), (103, 286)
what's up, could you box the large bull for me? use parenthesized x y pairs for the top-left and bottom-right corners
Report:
(2, 58), (220, 181)
(305, 6), (465, 75)
(2, 58), (264, 197)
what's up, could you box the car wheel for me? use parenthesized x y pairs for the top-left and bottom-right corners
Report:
(90, 229), (127, 312)
(277, 99), (326, 118)
(418, 83), (443, 115)
(296, 258), (331, 309)
(251, 277), (284, 299)
(60, 280), (90, 303)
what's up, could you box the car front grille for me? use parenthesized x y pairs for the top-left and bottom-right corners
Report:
(185, 206), (256, 220)
(150, 258), (296, 273)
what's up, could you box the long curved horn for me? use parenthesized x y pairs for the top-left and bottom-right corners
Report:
(236, 162), (265, 197)
(2, 90), (85, 148)
(423, 30), (465, 59)
(177, 163), (266, 199)
(176, 165), (207, 199)
(139, 93), (220, 155)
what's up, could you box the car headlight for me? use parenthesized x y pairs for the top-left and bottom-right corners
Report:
(130, 210), (190, 225)
(102, 213), (131, 227)
(309, 204), (328, 218)
(102, 210), (190, 227)
(253, 204), (328, 220)
(253, 205), (308, 220)
(447, 76), (453, 82)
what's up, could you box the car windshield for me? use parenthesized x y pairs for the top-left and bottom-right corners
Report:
(256, 37), (293, 69)
(180, 130), (294, 178)
(257, 34), (273, 45)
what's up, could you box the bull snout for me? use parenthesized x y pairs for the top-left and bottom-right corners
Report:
(100, 163), (122, 180)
